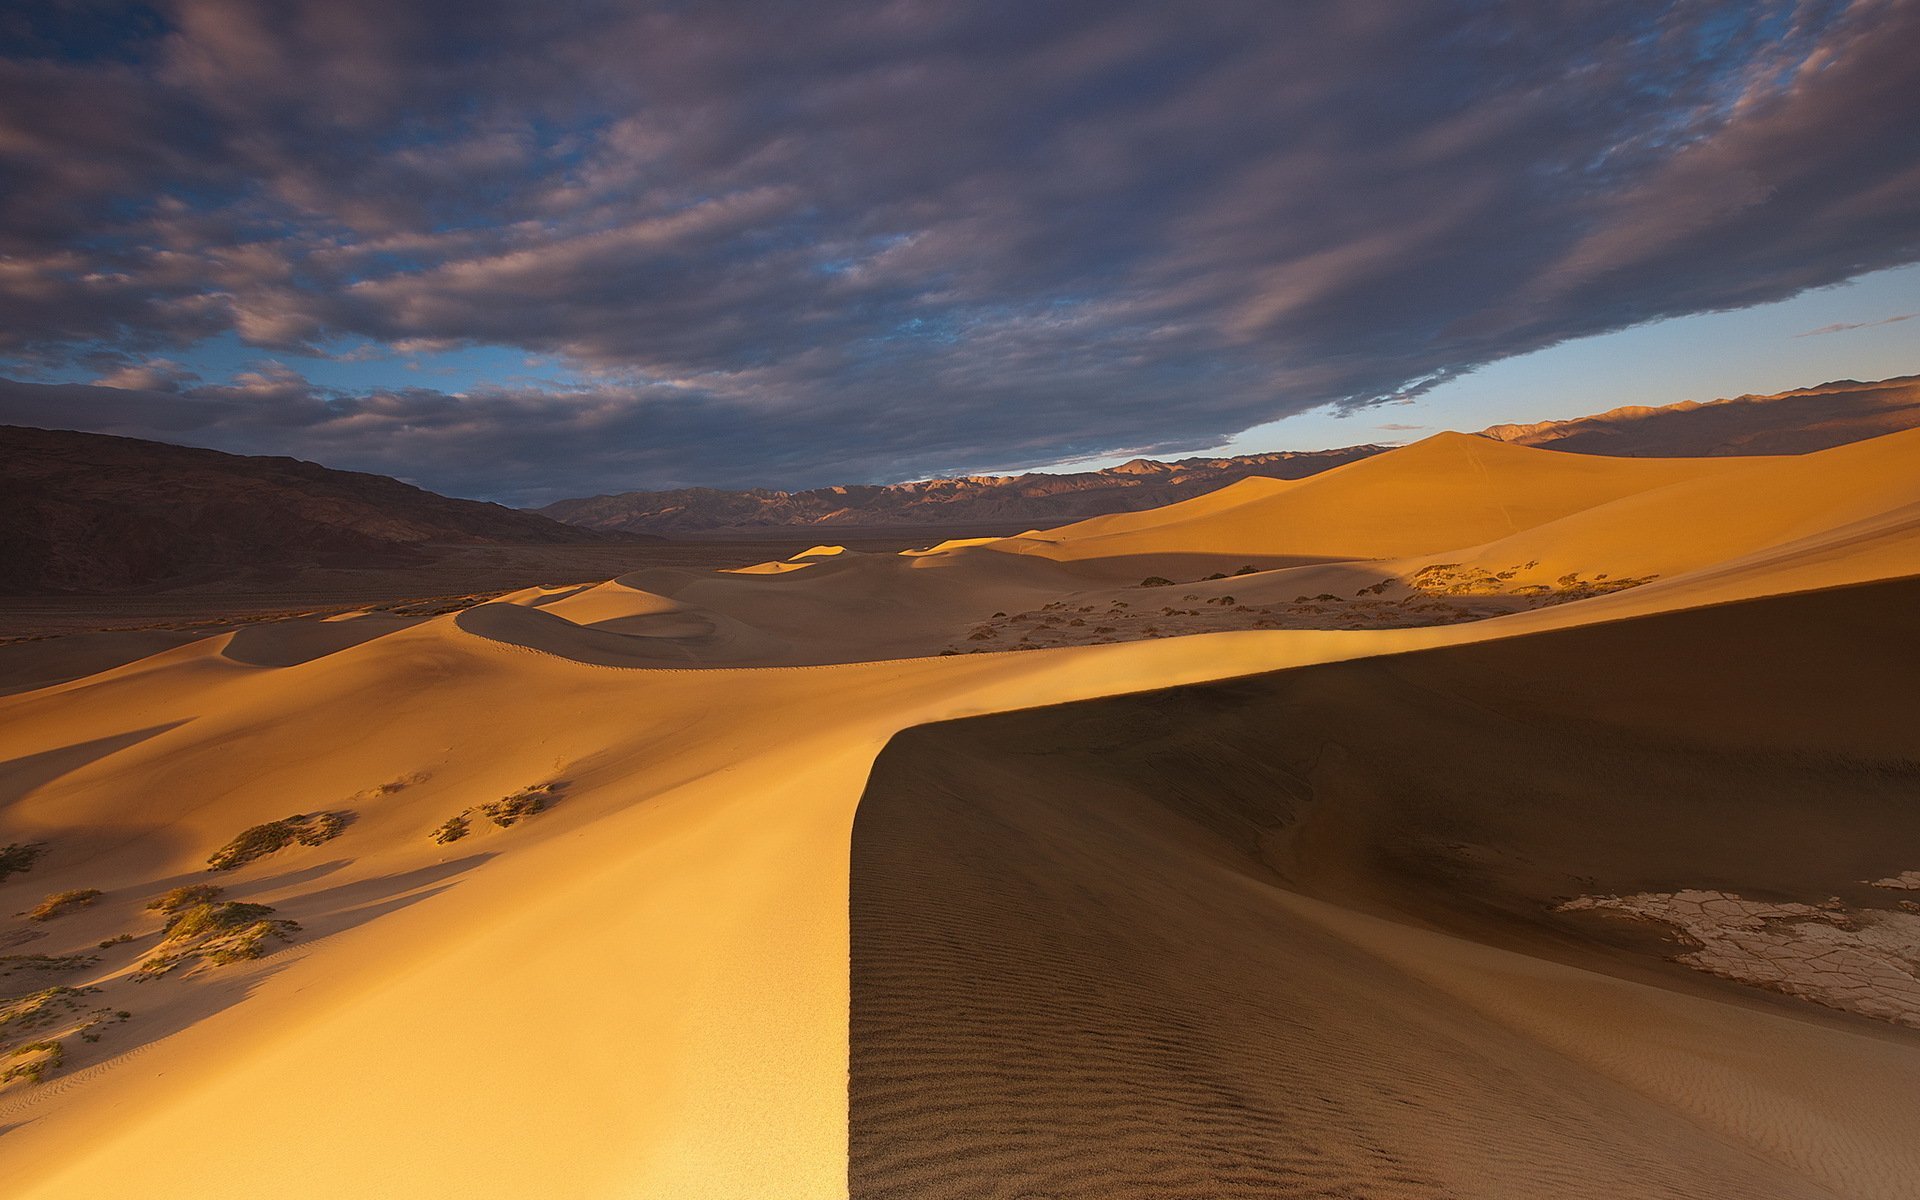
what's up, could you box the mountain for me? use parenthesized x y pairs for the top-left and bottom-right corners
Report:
(0, 425), (638, 594)
(537, 446), (1387, 536)
(541, 375), (1920, 536)
(1478, 374), (1920, 456)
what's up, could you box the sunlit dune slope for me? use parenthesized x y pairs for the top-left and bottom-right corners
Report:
(852, 577), (1920, 1200)
(1429, 422), (1920, 588)
(995, 431), (1736, 567)
(955, 423), (1920, 649)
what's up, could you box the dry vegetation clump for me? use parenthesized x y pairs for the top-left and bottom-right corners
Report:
(206, 811), (351, 871)
(97, 932), (137, 949)
(147, 883), (225, 913)
(478, 787), (550, 829)
(483, 785), (556, 827)
(28, 888), (103, 921)
(361, 772), (429, 799)
(77, 1008), (132, 1043)
(431, 784), (559, 843)
(2, 985), (100, 1038)
(0, 842), (47, 884)
(140, 900), (300, 975)
(0, 953), (99, 978)
(1138, 576), (1175, 588)
(2, 1039), (63, 1085)
(0, 984), (134, 1084)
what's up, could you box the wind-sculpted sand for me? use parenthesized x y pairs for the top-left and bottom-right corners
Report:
(1, 428), (1917, 1196)
(851, 578), (1920, 1199)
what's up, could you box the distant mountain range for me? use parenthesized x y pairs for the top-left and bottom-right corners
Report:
(541, 375), (1920, 536)
(7, 374), (1915, 593)
(0, 425), (638, 594)
(1478, 374), (1920, 456)
(539, 446), (1390, 537)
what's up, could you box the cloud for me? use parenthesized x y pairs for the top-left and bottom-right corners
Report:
(2, 0), (1918, 500)
(1797, 312), (1917, 337)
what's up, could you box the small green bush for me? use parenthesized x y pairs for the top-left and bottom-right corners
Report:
(1, 985), (100, 1035)
(0, 842), (46, 884)
(141, 900), (300, 975)
(147, 883), (225, 913)
(431, 814), (471, 844)
(1, 1040), (63, 1085)
(0, 953), (99, 976)
(28, 888), (102, 921)
(207, 812), (349, 871)
(479, 788), (550, 828)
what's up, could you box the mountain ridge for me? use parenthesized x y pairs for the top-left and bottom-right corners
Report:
(0, 424), (643, 594)
(542, 374), (1920, 536)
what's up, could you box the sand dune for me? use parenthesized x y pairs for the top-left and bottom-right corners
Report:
(994, 431), (1735, 569)
(2, 420), (1917, 1196)
(852, 578), (1920, 1199)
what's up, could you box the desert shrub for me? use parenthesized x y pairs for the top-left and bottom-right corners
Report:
(76, 1008), (129, 1044)
(28, 888), (102, 921)
(97, 933), (137, 949)
(1, 1040), (63, 1085)
(431, 784), (559, 841)
(1138, 576), (1174, 588)
(207, 812), (349, 871)
(147, 883), (225, 913)
(296, 811), (346, 845)
(480, 787), (551, 828)
(1232, 565), (1258, 576)
(367, 772), (427, 797)
(0, 842), (46, 884)
(0, 953), (99, 977)
(2, 987), (100, 1052)
(141, 900), (300, 975)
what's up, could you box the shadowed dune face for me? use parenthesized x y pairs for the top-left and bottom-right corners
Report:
(850, 579), (1920, 1199)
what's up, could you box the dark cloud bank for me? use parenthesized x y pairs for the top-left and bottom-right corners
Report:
(2, 0), (1917, 505)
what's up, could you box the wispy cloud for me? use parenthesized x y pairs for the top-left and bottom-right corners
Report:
(1796, 313), (1918, 337)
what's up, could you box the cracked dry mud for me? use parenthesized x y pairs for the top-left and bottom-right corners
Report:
(1559, 888), (1920, 1028)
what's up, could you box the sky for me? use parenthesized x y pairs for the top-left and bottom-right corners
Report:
(1, 1), (1917, 507)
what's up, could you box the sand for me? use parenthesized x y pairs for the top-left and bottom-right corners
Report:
(0, 428), (1917, 1196)
(852, 576), (1920, 1199)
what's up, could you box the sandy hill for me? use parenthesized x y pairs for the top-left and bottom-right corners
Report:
(1481, 373), (1920, 456)
(0, 425), (639, 594)
(996, 431), (1735, 568)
